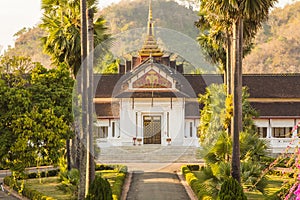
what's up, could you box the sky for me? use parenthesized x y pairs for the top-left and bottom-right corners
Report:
(0, 0), (297, 54)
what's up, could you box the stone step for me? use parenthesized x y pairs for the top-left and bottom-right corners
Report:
(96, 145), (203, 163)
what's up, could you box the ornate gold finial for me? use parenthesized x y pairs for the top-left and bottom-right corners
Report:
(139, 0), (163, 58)
(147, 0), (153, 36)
(149, 0), (153, 21)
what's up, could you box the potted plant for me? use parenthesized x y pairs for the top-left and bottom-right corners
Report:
(137, 138), (142, 145)
(166, 138), (171, 145)
(133, 137), (137, 145)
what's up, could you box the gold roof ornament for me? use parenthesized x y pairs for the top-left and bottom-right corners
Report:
(139, 0), (163, 58)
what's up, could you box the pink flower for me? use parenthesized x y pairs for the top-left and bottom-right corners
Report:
(294, 184), (300, 199)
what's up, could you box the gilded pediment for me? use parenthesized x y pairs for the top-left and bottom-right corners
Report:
(132, 69), (172, 88)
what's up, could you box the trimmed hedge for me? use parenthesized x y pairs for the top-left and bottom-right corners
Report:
(95, 164), (127, 200)
(112, 173), (126, 200)
(27, 169), (59, 179)
(181, 165), (203, 199)
(3, 176), (55, 200)
(95, 164), (114, 171)
(187, 165), (200, 171)
(95, 164), (128, 173)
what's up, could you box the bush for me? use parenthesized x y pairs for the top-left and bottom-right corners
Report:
(181, 165), (210, 199)
(58, 168), (79, 198)
(27, 169), (59, 179)
(181, 166), (191, 176)
(217, 177), (247, 200)
(95, 164), (128, 173)
(85, 175), (112, 200)
(95, 164), (115, 171)
(112, 173), (126, 200)
(187, 165), (200, 171)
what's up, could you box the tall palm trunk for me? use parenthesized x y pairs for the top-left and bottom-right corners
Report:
(226, 33), (232, 137)
(79, 0), (88, 199)
(226, 32), (231, 96)
(230, 17), (243, 183)
(87, 8), (95, 185)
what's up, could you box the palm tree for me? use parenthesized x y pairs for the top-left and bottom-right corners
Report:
(79, 0), (88, 198)
(197, 0), (277, 182)
(40, 0), (110, 198)
(198, 84), (268, 197)
(40, 0), (110, 77)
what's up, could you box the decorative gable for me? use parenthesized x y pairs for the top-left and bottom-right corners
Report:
(132, 69), (172, 88)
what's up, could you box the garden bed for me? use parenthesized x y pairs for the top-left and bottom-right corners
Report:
(4, 164), (127, 200)
(181, 164), (294, 200)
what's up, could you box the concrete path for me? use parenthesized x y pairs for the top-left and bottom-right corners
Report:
(0, 190), (19, 200)
(126, 171), (190, 200)
(124, 163), (197, 200)
(0, 184), (19, 200)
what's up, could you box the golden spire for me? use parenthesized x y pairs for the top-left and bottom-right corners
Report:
(149, 0), (153, 21)
(147, 0), (153, 36)
(139, 0), (163, 58)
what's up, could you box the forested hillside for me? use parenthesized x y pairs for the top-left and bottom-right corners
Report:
(99, 0), (199, 38)
(4, 27), (51, 67)
(3, 0), (300, 73)
(243, 2), (300, 73)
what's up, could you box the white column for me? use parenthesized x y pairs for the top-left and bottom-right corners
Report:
(162, 112), (166, 138)
(138, 112), (142, 138)
(267, 119), (272, 138)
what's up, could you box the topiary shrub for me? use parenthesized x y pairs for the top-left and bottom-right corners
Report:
(181, 165), (191, 176)
(217, 177), (247, 200)
(85, 175), (112, 200)
(187, 165), (200, 171)
(95, 164), (114, 171)
(26, 169), (59, 179)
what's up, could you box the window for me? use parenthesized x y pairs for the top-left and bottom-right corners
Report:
(95, 126), (108, 138)
(272, 127), (292, 138)
(190, 122), (193, 137)
(257, 127), (267, 138)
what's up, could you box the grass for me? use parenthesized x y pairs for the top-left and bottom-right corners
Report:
(96, 170), (119, 189)
(25, 177), (72, 200)
(192, 171), (293, 199)
(24, 170), (125, 200)
(245, 175), (293, 199)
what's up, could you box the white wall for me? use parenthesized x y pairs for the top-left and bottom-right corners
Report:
(118, 98), (185, 145)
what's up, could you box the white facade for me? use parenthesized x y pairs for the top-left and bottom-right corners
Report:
(254, 118), (300, 153)
(95, 60), (200, 147)
(95, 98), (199, 147)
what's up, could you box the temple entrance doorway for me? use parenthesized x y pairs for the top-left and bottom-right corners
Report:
(143, 116), (161, 144)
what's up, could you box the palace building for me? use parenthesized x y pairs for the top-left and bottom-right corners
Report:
(94, 0), (300, 153)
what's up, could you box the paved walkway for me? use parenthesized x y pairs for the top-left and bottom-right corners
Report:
(126, 171), (190, 200)
(0, 190), (19, 200)
(124, 163), (197, 200)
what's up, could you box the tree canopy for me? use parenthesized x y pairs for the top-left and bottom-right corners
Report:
(0, 56), (74, 173)
(40, 0), (110, 76)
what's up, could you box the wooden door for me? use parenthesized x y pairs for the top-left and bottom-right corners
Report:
(143, 116), (161, 144)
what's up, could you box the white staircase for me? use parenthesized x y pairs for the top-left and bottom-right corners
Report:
(96, 145), (203, 163)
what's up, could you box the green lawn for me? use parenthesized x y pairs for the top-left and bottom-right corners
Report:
(96, 170), (118, 184)
(245, 175), (292, 199)
(25, 177), (72, 200)
(25, 170), (124, 200)
(192, 171), (292, 199)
